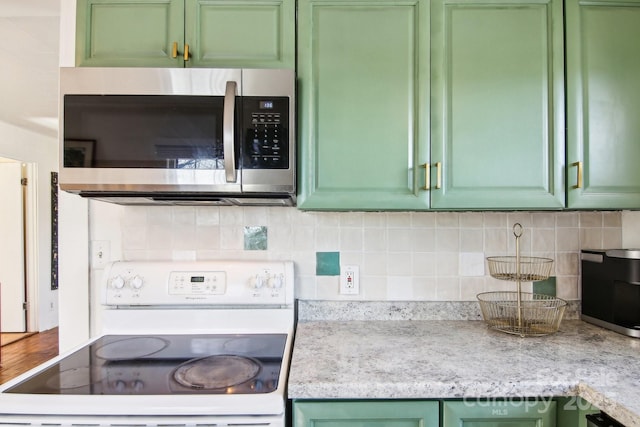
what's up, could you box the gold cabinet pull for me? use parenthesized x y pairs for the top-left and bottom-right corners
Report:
(421, 163), (430, 191)
(435, 162), (442, 189)
(184, 44), (190, 61)
(572, 161), (583, 188)
(171, 42), (178, 58)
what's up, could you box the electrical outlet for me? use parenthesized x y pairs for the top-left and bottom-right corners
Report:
(91, 240), (110, 269)
(340, 265), (359, 295)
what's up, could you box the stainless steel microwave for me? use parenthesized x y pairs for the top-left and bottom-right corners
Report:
(59, 67), (295, 206)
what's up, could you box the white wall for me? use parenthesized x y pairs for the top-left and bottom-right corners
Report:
(57, 192), (89, 351)
(59, 0), (75, 67)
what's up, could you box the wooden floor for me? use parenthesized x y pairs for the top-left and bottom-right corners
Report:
(0, 328), (59, 385)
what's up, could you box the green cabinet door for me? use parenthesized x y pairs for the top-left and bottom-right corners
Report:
(294, 400), (439, 427)
(555, 397), (599, 427)
(430, 0), (565, 209)
(185, 0), (294, 68)
(296, 0), (430, 210)
(565, 0), (640, 209)
(443, 400), (556, 427)
(76, 0), (294, 68)
(76, 0), (185, 67)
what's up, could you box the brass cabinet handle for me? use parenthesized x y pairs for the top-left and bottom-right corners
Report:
(572, 161), (583, 188)
(184, 44), (190, 61)
(171, 42), (178, 58)
(435, 162), (442, 189)
(421, 163), (430, 191)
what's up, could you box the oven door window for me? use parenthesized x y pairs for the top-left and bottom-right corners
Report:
(63, 95), (238, 170)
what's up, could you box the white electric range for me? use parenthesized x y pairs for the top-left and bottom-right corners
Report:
(0, 260), (295, 427)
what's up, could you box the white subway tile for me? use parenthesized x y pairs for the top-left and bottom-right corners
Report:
(386, 277), (414, 299)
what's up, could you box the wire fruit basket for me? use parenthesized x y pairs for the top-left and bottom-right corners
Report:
(477, 291), (566, 336)
(478, 223), (567, 337)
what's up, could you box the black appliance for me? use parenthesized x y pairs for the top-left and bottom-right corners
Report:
(586, 412), (626, 427)
(581, 249), (640, 338)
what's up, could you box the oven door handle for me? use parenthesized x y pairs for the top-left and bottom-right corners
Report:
(223, 81), (238, 183)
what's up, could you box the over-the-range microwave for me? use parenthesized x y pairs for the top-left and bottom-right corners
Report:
(59, 67), (296, 206)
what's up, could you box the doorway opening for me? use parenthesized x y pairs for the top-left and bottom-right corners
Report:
(0, 157), (37, 335)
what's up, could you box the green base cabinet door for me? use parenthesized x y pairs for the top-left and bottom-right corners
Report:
(555, 397), (599, 427)
(76, 0), (294, 68)
(296, 0), (430, 210)
(76, 0), (184, 67)
(294, 400), (439, 427)
(443, 400), (556, 427)
(430, 0), (565, 210)
(565, 0), (640, 209)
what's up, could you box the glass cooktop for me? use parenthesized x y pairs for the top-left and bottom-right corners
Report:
(6, 334), (287, 395)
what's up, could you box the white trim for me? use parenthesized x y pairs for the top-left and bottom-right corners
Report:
(23, 163), (39, 332)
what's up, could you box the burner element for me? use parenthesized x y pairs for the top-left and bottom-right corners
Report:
(46, 367), (99, 390)
(95, 337), (169, 360)
(173, 355), (261, 389)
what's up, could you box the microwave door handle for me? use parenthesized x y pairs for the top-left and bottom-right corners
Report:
(223, 81), (238, 183)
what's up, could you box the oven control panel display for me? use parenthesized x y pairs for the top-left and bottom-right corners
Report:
(102, 260), (293, 306)
(168, 271), (227, 295)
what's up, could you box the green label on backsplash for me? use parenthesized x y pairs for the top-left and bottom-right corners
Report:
(533, 276), (556, 297)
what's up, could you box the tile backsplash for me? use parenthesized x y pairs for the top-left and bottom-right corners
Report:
(101, 204), (623, 302)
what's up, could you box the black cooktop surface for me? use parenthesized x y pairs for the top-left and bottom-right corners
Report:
(6, 334), (287, 395)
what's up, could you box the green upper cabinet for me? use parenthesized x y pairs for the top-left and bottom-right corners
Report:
(76, 0), (295, 68)
(296, 0), (431, 210)
(294, 400), (439, 427)
(565, 0), (640, 209)
(442, 400), (557, 427)
(430, 0), (565, 210)
(297, 0), (566, 211)
(184, 0), (295, 68)
(76, 0), (184, 67)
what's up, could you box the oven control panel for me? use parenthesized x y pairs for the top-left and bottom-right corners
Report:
(168, 271), (227, 295)
(102, 260), (294, 306)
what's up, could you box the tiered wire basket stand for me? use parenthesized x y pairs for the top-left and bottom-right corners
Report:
(477, 223), (567, 337)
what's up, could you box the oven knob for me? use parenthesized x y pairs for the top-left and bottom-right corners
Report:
(269, 275), (284, 289)
(130, 275), (144, 289)
(132, 380), (144, 392)
(111, 276), (125, 289)
(114, 380), (127, 392)
(253, 274), (266, 289)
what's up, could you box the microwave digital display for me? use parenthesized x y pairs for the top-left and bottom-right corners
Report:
(260, 101), (274, 109)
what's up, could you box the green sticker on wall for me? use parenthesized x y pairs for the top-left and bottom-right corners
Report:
(533, 276), (556, 297)
(244, 226), (268, 250)
(316, 251), (340, 276)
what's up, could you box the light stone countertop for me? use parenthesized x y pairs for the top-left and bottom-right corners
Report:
(288, 319), (640, 427)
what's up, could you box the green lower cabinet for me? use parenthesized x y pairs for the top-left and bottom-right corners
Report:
(443, 400), (557, 427)
(555, 397), (600, 427)
(293, 398), (598, 427)
(293, 401), (439, 427)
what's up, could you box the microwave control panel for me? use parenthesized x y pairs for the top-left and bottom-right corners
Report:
(242, 97), (289, 169)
